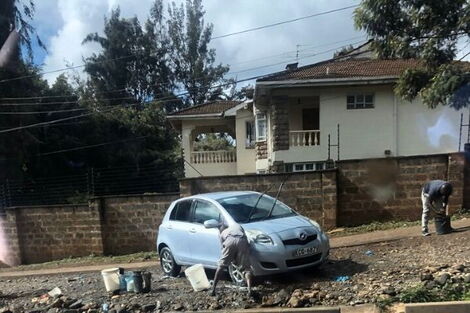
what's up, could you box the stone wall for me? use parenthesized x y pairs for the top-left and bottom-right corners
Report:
(3, 193), (178, 265)
(96, 193), (179, 255)
(180, 170), (338, 229)
(336, 154), (466, 226)
(6, 204), (103, 264)
(2, 152), (469, 265)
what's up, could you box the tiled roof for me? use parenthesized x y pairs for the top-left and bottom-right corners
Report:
(257, 58), (422, 82)
(168, 100), (241, 116)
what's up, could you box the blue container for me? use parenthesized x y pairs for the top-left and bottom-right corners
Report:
(124, 272), (143, 293)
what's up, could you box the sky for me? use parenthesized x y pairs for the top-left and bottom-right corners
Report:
(29, 0), (470, 85)
(31, 0), (367, 84)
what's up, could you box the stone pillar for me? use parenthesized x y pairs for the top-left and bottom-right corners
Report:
(447, 153), (466, 214)
(255, 141), (267, 160)
(1, 208), (21, 266)
(271, 96), (289, 152)
(269, 161), (285, 173)
(321, 171), (338, 230)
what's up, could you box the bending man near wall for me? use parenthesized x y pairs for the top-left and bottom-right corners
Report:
(211, 222), (253, 297)
(421, 180), (453, 236)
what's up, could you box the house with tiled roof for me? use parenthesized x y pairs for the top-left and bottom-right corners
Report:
(169, 46), (469, 177)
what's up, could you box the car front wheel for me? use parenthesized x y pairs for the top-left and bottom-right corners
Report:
(228, 263), (247, 286)
(160, 247), (181, 277)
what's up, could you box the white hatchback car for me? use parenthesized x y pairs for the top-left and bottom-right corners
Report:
(156, 191), (330, 284)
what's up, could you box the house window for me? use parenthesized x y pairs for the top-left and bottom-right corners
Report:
(347, 94), (374, 109)
(288, 162), (326, 172)
(256, 113), (267, 141)
(245, 120), (255, 148)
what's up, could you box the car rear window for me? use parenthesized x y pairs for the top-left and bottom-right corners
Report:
(170, 200), (192, 222)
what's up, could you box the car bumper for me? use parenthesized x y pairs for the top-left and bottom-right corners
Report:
(249, 233), (330, 276)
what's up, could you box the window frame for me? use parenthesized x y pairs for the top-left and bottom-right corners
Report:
(290, 162), (326, 172)
(191, 199), (222, 225)
(346, 93), (374, 110)
(169, 199), (193, 222)
(245, 120), (256, 148)
(255, 113), (267, 142)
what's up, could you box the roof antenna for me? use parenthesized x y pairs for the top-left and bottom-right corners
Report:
(296, 44), (300, 62)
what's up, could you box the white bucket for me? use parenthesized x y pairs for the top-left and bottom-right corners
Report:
(184, 264), (210, 291)
(101, 268), (120, 292)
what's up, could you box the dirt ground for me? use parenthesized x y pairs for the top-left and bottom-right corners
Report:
(0, 227), (469, 313)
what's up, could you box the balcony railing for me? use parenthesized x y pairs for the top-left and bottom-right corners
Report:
(289, 130), (320, 147)
(191, 150), (237, 164)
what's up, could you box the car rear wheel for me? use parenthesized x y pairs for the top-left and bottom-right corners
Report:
(160, 247), (181, 277)
(228, 263), (247, 286)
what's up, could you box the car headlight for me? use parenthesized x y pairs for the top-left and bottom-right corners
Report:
(245, 230), (274, 245)
(308, 218), (322, 230)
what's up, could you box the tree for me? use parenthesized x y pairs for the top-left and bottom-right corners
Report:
(0, 0), (45, 62)
(82, 5), (175, 108)
(167, 0), (230, 106)
(354, 0), (470, 109)
(81, 5), (180, 174)
(333, 45), (355, 58)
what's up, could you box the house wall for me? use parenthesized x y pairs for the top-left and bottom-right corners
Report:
(181, 118), (237, 178)
(235, 109), (256, 174)
(264, 85), (469, 171)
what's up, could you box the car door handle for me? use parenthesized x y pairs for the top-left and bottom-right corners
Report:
(189, 228), (197, 233)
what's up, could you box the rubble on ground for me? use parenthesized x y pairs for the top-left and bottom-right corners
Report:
(0, 231), (468, 312)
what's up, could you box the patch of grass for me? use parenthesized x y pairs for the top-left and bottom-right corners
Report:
(399, 283), (469, 303)
(329, 220), (419, 237)
(0, 251), (158, 272)
(377, 283), (470, 310)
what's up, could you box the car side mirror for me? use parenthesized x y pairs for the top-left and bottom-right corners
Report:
(204, 219), (220, 229)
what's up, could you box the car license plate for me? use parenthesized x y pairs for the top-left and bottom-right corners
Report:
(293, 246), (317, 257)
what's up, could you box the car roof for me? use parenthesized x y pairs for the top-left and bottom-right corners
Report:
(183, 191), (260, 201)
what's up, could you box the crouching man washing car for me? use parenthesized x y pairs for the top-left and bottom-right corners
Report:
(210, 222), (253, 297)
(421, 180), (453, 236)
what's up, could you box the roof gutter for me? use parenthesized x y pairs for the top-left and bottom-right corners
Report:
(256, 76), (398, 87)
(166, 113), (224, 120)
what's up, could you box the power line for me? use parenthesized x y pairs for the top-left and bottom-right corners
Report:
(0, 108), (88, 115)
(0, 88), (128, 101)
(0, 55), (135, 84)
(0, 96), (134, 106)
(0, 39), (367, 109)
(0, 5), (359, 86)
(0, 107), (117, 134)
(0, 49), (378, 133)
(38, 136), (149, 156)
(211, 4), (359, 40)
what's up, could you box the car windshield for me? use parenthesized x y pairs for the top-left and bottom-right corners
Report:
(217, 194), (296, 223)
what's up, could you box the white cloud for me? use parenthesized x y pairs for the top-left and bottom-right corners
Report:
(37, 0), (363, 84)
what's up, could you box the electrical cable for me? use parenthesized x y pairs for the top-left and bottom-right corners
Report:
(211, 4), (359, 40)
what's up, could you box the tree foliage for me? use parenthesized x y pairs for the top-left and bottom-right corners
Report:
(354, 0), (470, 109)
(333, 45), (355, 58)
(167, 0), (231, 106)
(1, 0), (234, 186)
(0, 0), (45, 62)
